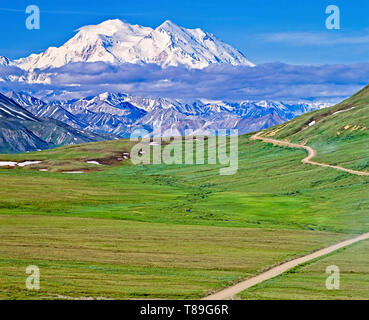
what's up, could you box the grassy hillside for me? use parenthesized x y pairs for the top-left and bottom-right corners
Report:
(0, 138), (136, 172)
(0, 86), (368, 299)
(263, 85), (369, 171)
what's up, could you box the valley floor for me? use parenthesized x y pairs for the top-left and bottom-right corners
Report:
(0, 215), (346, 299)
(0, 133), (368, 299)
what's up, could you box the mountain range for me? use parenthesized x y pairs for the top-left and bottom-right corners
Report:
(5, 91), (329, 140)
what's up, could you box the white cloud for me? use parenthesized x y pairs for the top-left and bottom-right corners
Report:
(1, 62), (369, 103)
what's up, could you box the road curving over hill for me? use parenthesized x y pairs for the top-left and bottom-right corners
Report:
(251, 131), (369, 176)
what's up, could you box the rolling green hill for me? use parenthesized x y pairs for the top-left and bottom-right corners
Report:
(263, 84), (369, 172)
(0, 86), (368, 299)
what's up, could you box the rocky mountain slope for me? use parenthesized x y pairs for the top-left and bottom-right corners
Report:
(0, 93), (109, 153)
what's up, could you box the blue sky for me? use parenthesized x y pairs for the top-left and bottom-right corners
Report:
(1, 0), (369, 64)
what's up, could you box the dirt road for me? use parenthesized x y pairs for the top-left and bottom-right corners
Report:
(251, 131), (369, 176)
(203, 231), (369, 300)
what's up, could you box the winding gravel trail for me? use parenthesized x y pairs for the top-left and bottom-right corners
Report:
(251, 131), (369, 176)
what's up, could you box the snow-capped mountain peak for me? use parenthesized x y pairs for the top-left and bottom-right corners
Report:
(77, 19), (134, 35)
(13, 19), (254, 70)
(135, 19), (254, 68)
(157, 19), (181, 32)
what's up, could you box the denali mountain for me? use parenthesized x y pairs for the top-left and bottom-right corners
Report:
(9, 19), (254, 70)
(6, 91), (330, 138)
(0, 93), (109, 153)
